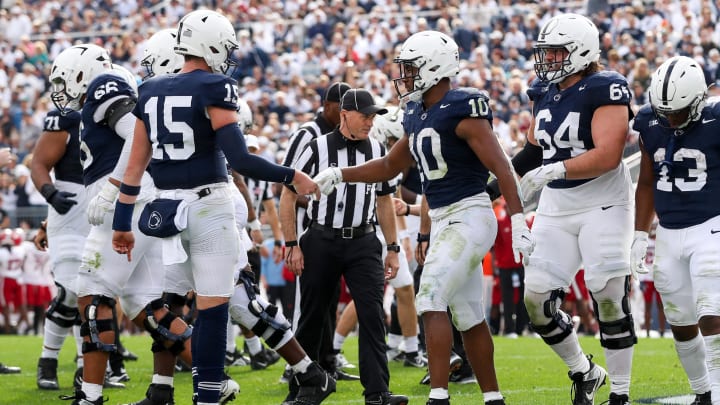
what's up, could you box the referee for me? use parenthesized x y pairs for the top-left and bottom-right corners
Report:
(280, 89), (409, 405)
(280, 81), (358, 383)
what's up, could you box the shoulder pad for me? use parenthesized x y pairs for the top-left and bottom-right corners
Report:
(43, 109), (80, 132)
(87, 73), (137, 104)
(582, 71), (631, 105)
(201, 73), (238, 111)
(707, 97), (720, 118)
(527, 78), (548, 102)
(631, 104), (654, 132)
(444, 88), (493, 121)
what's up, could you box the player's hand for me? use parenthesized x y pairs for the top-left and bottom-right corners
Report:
(112, 230), (135, 261)
(384, 251), (400, 280)
(313, 167), (343, 195)
(285, 245), (305, 276)
(630, 231), (650, 278)
(415, 236), (430, 266)
(291, 170), (318, 197)
(34, 224), (48, 251)
(393, 198), (409, 216)
(511, 213), (534, 266)
(49, 190), (78, 214)
(519, 162), (566, 202)
(87, 181), (119, 225)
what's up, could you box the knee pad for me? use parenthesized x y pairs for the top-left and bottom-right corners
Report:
(229, 284), (291, 350)
(80, 295), (117, 353)
(144, 298), (192, 355)
(163, 293), (188, 316)
(590, 276), (637, 350)
(526, 288), (574, 345)
(46, 283), (79, 328)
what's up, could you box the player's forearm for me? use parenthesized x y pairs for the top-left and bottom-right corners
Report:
(342, 157), (398, 184)
(418, 196), (431, 235)
(279, 188), (298, 242)
(263, 200), (283, 241)
(562, 145), (624, 179)
(376, 194), (398, 244)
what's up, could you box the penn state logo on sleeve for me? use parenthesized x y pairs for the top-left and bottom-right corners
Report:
(43, 109), (80, 132)
(200, 74), (239, 111)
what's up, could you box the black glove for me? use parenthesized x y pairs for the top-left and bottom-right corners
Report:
(40, 184), (77, 215)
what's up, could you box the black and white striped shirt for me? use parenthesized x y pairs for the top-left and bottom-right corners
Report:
(292, 128), (396, 228)
(283, 112), (336, 168)
(244, 176), (273, 215)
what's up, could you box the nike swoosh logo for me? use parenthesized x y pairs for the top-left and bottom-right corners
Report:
(449, 221), (461, 225)
(703, 118), (716, 124)
(579, 85), (587, 91)
(321, 374), (328, 391)
(439, 104), (451, 109)
(711, 229), (720, 234)
(601, 205), (613, 210)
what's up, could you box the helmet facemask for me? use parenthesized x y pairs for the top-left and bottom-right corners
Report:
(533, 45), (575, 84)
(393, 60), (425, 103)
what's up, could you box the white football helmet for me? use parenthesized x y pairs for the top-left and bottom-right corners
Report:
(648, 56), (708, 129)
(533, 13), (600, 84)
(142, 29), (184, 79)
(49, 44), (112, 112)
(237, 98), (253, 133)
(370, 106), (404, 146)
(393, 31), (459, 103)
(174, 9), (238, 75)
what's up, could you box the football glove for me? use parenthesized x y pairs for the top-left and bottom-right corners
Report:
(630, 231), (650, 278)
(40, 184), (77, 215)
(511, 213), (534, 266)
(313, 167), (343, 195)
(87, 181), (119, 226)
(519, 161), (566, 202)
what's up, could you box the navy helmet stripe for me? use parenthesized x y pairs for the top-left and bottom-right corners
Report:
(662, 59), (679, 104)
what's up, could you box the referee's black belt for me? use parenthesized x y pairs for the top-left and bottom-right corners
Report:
(309, 222), (375, 239)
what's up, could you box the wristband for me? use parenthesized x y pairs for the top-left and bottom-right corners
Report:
(285, 240), (298, 247)
(404, 203), (410, 216)
(248, 219), (262, 231)
(274, 240), (282, 247)
(119, 183), (141, 196)
(112, 201), (135, 232)
(386, 243), (400, 253)
(417, 233), (430, 243)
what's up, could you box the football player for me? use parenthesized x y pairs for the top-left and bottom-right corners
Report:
(517, 14), (635, 405)
(48, 44), (207, 405)
(109, 10), (319, 405)
(632, 55), (714, 405)
(31, 93), (89, 390)
(314, 30), (532, 405)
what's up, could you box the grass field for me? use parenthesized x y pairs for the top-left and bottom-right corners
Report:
(0, 334), (696, 404)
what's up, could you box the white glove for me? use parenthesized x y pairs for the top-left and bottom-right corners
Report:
(511, 213), (535, 266)
(313, 167), (343, 195)
(87, 181), (119, 226)
(630, 231), (650, 278)
(519, 162), (566, 202)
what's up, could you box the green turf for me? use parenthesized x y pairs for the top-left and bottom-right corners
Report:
(0, 334), (692, 404)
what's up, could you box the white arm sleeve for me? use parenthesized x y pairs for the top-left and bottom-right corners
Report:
(110, 112), (136, 181)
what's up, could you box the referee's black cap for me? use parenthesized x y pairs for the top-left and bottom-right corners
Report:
(341, 89), (388, 115)
(324, 81), (351, 103)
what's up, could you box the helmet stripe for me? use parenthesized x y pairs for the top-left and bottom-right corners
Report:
(662, 58), (679, 104)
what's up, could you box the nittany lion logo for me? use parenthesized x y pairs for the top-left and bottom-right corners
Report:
(148, 211), (163, 230)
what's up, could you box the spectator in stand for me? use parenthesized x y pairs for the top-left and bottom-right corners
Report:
(492, 197), (530, 338)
